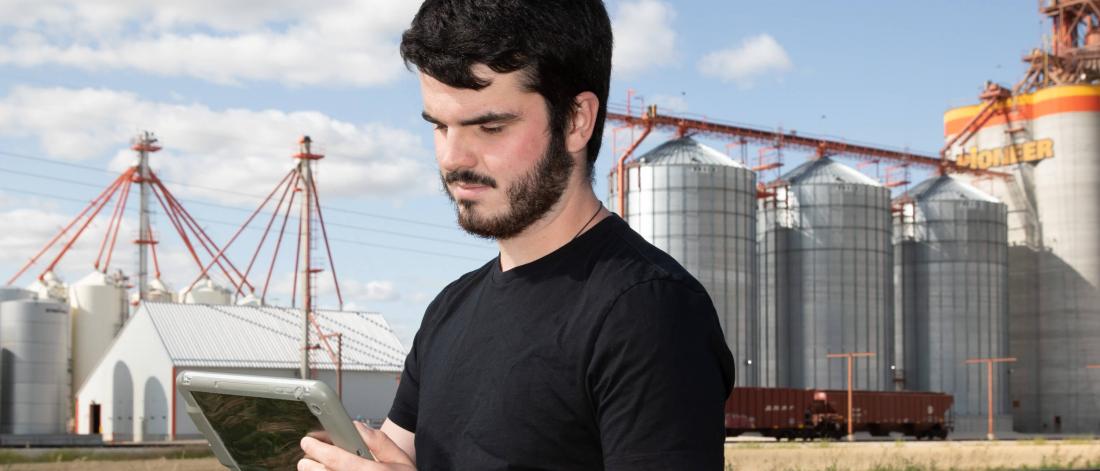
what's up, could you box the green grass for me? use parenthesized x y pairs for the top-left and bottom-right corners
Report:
(0, 447), (212, 465)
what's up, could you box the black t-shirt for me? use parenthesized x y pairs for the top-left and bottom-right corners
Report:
(388, 215), (735, 470)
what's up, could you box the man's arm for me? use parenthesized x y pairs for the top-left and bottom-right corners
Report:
(588, 278), (736, 470)
(380, 419), (416, 464)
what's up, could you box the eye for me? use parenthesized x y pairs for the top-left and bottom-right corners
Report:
(480, 125), (504, 134)
(433, 124), (448, 132)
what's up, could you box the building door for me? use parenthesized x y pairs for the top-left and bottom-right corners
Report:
(90, 403), (102, 434)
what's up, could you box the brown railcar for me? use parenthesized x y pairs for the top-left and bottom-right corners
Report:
(725, 387), (953, 441)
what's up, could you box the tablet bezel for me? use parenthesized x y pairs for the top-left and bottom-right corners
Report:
(175, 370), (373, 470)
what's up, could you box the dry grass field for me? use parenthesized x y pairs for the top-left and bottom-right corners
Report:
(0, 439), (1098, 470)
(724, 438), (1100, 471)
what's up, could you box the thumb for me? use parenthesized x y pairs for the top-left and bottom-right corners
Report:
(357, 422), (414, 466)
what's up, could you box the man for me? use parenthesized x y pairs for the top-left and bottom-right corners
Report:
(299, 1), (735, 469)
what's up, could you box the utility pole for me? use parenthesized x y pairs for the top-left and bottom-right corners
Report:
(131, 132), (160, 302)
(827, 352), (876, 441)
(295, 136), (323, 380)
(965, 357), (1016, 440)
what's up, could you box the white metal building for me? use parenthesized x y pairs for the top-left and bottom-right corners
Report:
(74, 302), (406, 442)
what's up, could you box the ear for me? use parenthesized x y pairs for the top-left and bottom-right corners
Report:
(565, 91), (599, 156)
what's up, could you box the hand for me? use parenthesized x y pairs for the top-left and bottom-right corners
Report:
(299, 422), (416, 470)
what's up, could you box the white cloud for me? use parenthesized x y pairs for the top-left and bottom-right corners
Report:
(0, 0), (421, 87)
(698, 34), (793, 88)
(0, 86), (438, 203)
(611, 0), (678, 76)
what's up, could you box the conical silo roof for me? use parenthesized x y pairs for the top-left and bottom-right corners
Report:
(781, 157), (881, 186)
(904, 175), (1000, 203)
(634, 137), (746, 167)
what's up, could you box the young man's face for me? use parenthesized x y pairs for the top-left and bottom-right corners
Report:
(419, 65), (575, 239)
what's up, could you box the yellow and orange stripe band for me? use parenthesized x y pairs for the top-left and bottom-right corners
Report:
(943, 84), (1100, 137)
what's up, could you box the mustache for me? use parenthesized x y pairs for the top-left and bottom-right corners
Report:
(443, 169), (498, 188)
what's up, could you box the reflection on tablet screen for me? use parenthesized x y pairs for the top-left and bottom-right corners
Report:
(192, 391), (324, 471)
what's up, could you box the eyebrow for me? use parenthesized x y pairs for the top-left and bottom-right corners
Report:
(421, 111), (520, 127)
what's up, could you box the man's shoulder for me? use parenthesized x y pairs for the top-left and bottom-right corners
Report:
(588, 216), (708, 299)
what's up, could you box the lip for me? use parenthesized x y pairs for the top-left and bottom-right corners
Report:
(451, 183), (492, 199)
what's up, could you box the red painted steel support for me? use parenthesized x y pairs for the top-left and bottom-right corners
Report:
(6, 170), (128, 286)
(965, 357), (1016, 440)
(101, 176), (133, 272)
(41, 168), (136, 277)
(309, 176), (344, 310)
(244, 170), (297, 281)
(827, 352), (876, 441)
(182, 168), (294, 297)
(262, 173), (301, 303)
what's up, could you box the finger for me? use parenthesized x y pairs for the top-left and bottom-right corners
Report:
(301, 436), (368, 470)
(297, 457), (328, 471)
(307, 429), (333, 444)
(357, 422), (415, 466)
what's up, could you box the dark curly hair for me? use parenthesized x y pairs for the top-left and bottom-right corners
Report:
(400, 0), (613, 177)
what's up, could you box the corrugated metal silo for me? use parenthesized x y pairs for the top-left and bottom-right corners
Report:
(944, 84), (1100, 433)
(608, 137), (758, 385)
(0, 299), (70, 434)
(759, 157), (893, 390)
(893, 175), (1008, 431)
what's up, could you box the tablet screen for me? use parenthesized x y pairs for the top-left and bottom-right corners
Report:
(192, 391), (324, 470)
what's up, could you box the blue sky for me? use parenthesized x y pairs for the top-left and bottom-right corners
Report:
(0, 1), (1045, 346)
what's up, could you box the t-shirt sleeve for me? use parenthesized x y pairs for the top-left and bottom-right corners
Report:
(587, 279), (735, 470)
(387, 328), (421, 432)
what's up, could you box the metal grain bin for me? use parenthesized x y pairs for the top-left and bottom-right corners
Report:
(0, 299), (70, 434)
(608, 137), (758, 385)
(894, 175), (1008, 429)
(759, 157), (893, 390)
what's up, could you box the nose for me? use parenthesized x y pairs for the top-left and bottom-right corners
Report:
(436, 128), (478, 173)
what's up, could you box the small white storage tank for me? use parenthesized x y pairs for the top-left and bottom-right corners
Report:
(180, 277), (232, 305)
(0, 299), (70, 434)
(70, 271), (127, 393)
(0, 287), (34, 303)
(237, 293), (262, 306)
(131, 278), (176, 305)
(26, 271), (67, 303)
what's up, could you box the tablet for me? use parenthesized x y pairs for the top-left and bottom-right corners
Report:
(176, 370), (373, 470)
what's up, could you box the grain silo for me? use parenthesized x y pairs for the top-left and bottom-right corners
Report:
(758, 157), (893, 390)
(945, 83), (1100, 433)
(0, 287), (34, 303)
(0, 299), (70, 434)
(70, 271), (127, 395)
(893, 175), (1009, 433)
(608, 136), (758, 385)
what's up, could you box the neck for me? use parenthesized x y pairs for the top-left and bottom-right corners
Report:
(497, 178), (607, 272)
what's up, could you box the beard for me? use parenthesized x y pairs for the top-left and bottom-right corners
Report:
(440, 131), (574, 240)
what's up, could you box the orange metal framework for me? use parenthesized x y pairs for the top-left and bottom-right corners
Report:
(826, 352), (876, 441)
(964, 357), (1017, 440)
(607, 106), (957, 171)
(1016, 0), (1100, 92)
(221, 136), (346, 382)
(6, 136), (251, 295)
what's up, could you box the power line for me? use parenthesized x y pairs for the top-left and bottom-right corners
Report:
(0, 185), (490, 263)
(0, 148), (460, 231)
(0, 166), (490, 250)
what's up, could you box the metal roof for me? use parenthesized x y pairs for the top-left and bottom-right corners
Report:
(905, 175), (1000, 203)
(141, 302), (406, 372)
(634, 137), (747, 167)
(781, 157), (881, 186)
